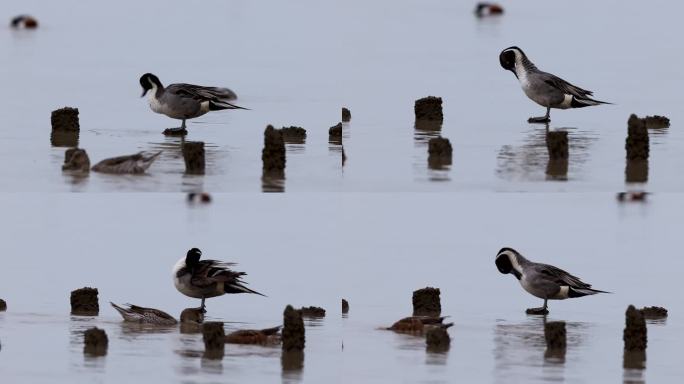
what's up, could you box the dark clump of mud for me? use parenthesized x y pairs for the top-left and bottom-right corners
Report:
(342, 299), (349, 314)
(71, 287), (99, 316)
(263, 125), (286, 171)
(180, 307), (205, 334)
(640, 306), (668, 319)
(544, 321), (567, 350)
(62, 148), (90, 173)
(83, 327), (108, 356)
(414, 96), (443, 122)
(281, 126), (307, 144)
(546, 131), (568, 160)
(412, 287), (441, 317)
(51, 107), (80, 132)
(427, 137), (452, 169)
(299, 306), (326, 318)
(342, 107), (351, 122)
(282, 305), (305, 351)
(183, 141), (205, 175)
(202, 322), (225, 359)
(617, 191), (648, 202)
(162, 128), (188, 136)
(329, 122), (343, 146)
(643, 115), (670, 129)
(281, 350), (305, 373)
(626, 114), (649, 160)
(342, 146), (347, 167)
(51, 130), (79, 148)
(0, 299), (6, 311)
(625, 160), (648, 183)
(624, 305), (647, 351)
(425, 327), (450, 352)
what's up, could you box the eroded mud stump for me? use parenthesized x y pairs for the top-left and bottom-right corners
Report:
(183, 141), (205, 174)
(624, 305), (647, 351)
(51, 107), (80, 147)
(71, 287), (99, 316)
(414, 96), (443, 122)
(281, 350), (305, 373)
(283, 305), (305, 351)
(163, 128), (188, 136)
(625, 160), (648, 183)
(412, 287), (441, 316)
(544, 321), (567, 350)
(342, 107), (351, 122)
(202, 322), (225, 359)
(342, 299), (349, 314)
(263, 125), (286, 171)
(623, 349), (646, 370)
(546, 131), (568, 160)
(299, 306), (326, 318)
(425, 327), (450, 352)
(427, 137), (452, 169)
(329, 122), (343, 145)
(644, 115), (670, 129)
(0, 299), (6, 311)
(626, 114), (649, 160)
(281, 126), (307, 144)
(83, 327), (108, 356)
(180, 307), (205, 334)
(640, 306), (668, 320)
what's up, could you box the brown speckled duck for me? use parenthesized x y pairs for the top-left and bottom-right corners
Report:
(110, 302), (177, 326)
(225, 326), (281, 345)
(387, 316), (453, 334)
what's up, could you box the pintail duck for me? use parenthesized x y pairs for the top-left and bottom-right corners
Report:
(139, 73), (247, 135)
(499, 46), (610, 123)
(387, 316), (453, 334)
(496, 247), (609, 315)
(225, 326), (282, 345)
(172, 248), (265, 311)
(110, 302), (177, 325)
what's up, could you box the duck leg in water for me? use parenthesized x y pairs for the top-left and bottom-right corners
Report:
(526, 298), (549, 315)
(528, 107), (551, 124)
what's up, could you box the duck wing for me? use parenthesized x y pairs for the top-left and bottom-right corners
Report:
(540, 72), (594, 99)
(533, 263), (592, 289)
(191, 260), (265, 296)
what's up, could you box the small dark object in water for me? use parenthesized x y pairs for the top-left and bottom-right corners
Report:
(62, 148), (90, 173)
(282, 305), (305, 351)
(414, 96), (443, 122)
(546, 130), (568, 160)
(71, 287), (99, 316)
(225, 326), (281, 345)
(475, 3), (504, 17)
(624, 305), (647, 351)
(187, 192), (212, 204)
(425, 326), (450, 351)
(643, 115), (670, 129)
(342, 107), (351, 122)
(299, 306), (326, 317)
(428, 137), (452, 168)
(180, 307), (205, 323)
(11, 15), (39, 29)
(263, 125), (286, 171)
(281, 126), (307, 143)
(92, 151), (161, 174)
(389, 316), (452, 334)
(329, 122), (342, 140)
(640, 306), (668, 319)
(202, 322), (225, 359)
(83, 327), (108, 356)
(544, 321), (567, 350)
(617, 192), (648, 202)
(183, 141), (205, 175)
(163, 127), (188, 136)
(51, 107), (79, 132)
(0, 299), (6, 311)
(342, 299), (349, 314)
(526, 307), (549, 315)
(412, 287), (441, 316)
(626, 114), (649, 160)
(625, 160), (648, 183)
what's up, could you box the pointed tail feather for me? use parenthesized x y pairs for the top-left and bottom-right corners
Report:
(226, 282), (267, 297)
(569, 287), (611, 298)
(209, 100), (250, 111)
(571, 96), (612, 108)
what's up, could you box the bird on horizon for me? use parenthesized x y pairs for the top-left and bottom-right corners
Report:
(139, 73), (247, 135)
(495, 247), (609, 314)
(172, 248), (264, 311)
(499, 46), (610, 124)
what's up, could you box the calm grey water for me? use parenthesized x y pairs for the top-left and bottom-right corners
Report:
(1, 0), (683, 383)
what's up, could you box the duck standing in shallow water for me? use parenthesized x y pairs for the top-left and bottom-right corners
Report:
(139, 73), (247, 135)
(225, 326), (282, 345)
(499, 46), (610, 123)
(173, 248), (265, 311)
(495, 247), (609, 315)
